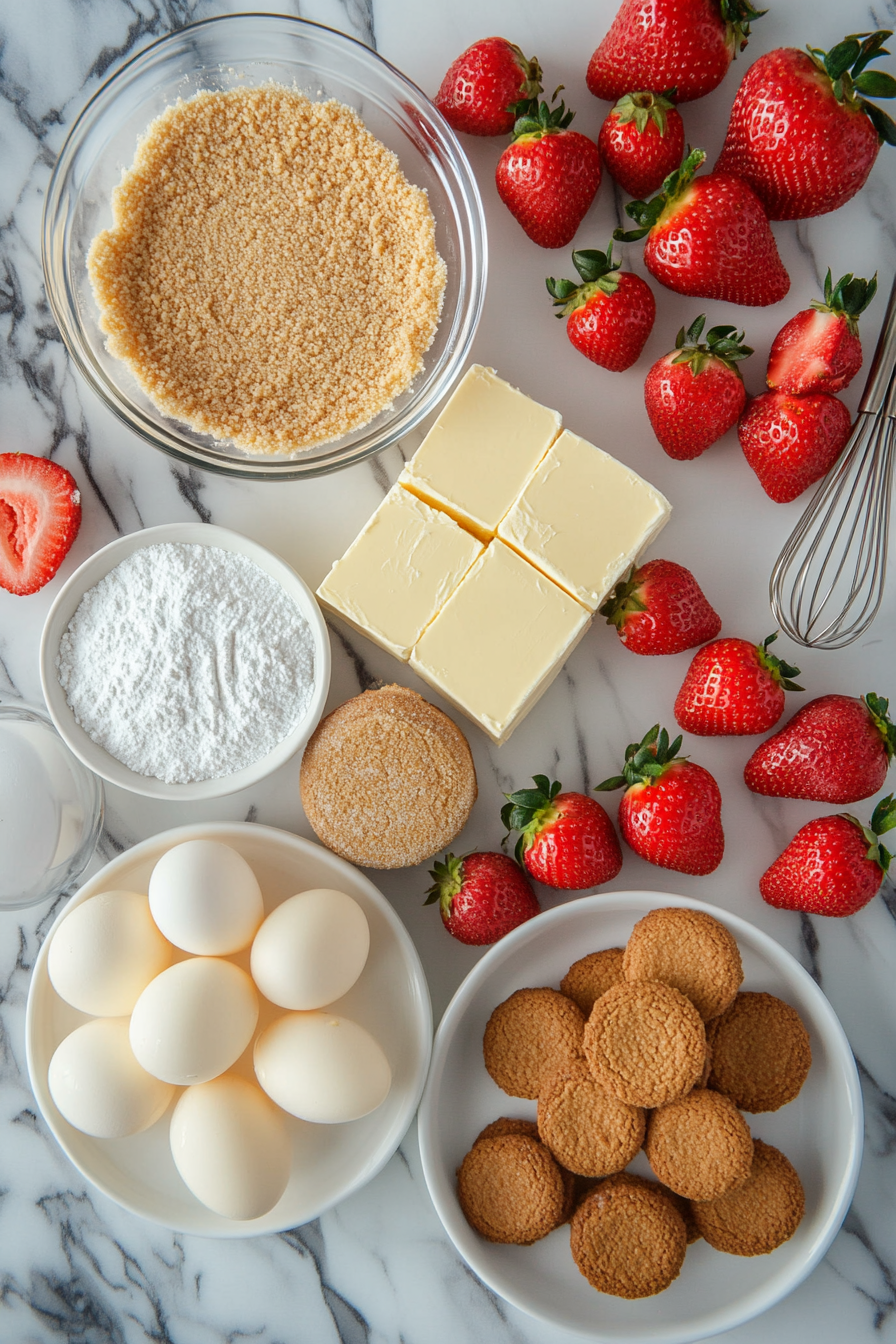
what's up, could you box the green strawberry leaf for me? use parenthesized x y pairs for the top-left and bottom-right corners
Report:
(871, 793), (896, 837)
(854, 70), (896, 98)
(862, 100), (896, 144)
(614, 148), (707, 243)
(864, 692), (896, 760)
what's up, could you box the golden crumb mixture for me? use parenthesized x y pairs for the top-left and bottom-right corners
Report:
(87, 87), (446, 454)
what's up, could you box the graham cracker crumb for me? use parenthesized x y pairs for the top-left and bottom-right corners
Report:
(88, 87), (446, 455)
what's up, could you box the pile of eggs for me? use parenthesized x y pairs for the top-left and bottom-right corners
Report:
(46, 838), (392, 1221)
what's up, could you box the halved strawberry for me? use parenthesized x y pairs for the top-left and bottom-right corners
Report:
(767, 269), (877, 395)
(0, 454), (82, 596)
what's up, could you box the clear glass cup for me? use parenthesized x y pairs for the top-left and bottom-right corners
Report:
(0, 702), (104, 910)
(42, 14), (487, 480)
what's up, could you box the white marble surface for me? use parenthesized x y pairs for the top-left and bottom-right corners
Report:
(2, 0), (896, 1340)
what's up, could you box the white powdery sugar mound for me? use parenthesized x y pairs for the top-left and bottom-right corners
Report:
(56, 542), (316, 784)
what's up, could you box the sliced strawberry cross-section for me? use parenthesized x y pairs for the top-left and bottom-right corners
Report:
(0, 453), (82, 596)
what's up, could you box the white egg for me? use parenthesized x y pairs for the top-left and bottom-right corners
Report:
(250, 888), (370, 1010)
(254, 1011), (391, 1123)
(129, 958), (258, 1085)
(47, 890), (173, 1016)
(148, 839), (264, 955)
(169, 1074), (291, 1221)
(48, 1017), (175, 1138)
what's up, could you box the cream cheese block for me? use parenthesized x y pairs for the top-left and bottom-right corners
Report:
(399, 364), (562, 541)
(498, 430), (672, 611)
(316, 486), (484, 660)
(409, 540), (590, 745)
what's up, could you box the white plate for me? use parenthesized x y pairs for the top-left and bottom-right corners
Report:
(418, 892), (862, 1343)
(27, 823), (432, 1236)
(39, 523), (331, 800)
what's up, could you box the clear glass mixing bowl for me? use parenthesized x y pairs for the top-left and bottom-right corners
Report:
(42, 14), (487, 480)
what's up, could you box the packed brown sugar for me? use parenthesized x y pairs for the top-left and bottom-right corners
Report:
(87, 87), (446, 454)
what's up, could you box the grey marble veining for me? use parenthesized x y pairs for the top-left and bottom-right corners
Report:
(2, 0), (896, 1340)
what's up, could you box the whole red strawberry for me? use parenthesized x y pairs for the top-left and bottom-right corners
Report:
(715, 32), (896, 220)
(434, 37), (543, 137)
(767, 269), (877, 395)
(425, 852), (540, 945)
(597, 725), (724, 875)
(586, 0), (765, 104)
(546, 244), (655, 371)
(500, 775), (623, 889)
(745, 693), (896, 803)
(759, 796), (896, 917)
(615, 149), (789, 307)
(674, 633), (802, 736)
(600, 558), (721, 655)
(0, 453), (82, 596)
(598, 91), (685, 199)
(739, 390), (852, 503)
(496, 96), (602, 249)
(644, 314), (752, 459)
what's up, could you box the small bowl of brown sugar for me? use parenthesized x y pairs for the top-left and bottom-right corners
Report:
(43, 15), (486, 479)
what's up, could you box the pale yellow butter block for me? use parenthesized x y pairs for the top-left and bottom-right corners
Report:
(498, 430), (672, 611)
(316, 486), (484, 660)
(410, 540), (590, 745)
(399, 364), (562, 541)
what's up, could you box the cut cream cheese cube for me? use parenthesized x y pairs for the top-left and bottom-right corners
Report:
(316, 486), (484, 660)
(399, 364), (562, 541)
(409, 540), (590, 745)
(498, 430), (671, 611)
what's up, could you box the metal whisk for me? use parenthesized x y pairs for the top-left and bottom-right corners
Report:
(770, 272), (896, 650)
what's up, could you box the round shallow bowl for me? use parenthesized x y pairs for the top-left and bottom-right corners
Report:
(39, 523), (331, 800)
(42, 13), (486, 479)
(418, 891), (863, 1343)
(27, 822), (432, 1236)
(0, 700), (103, 910)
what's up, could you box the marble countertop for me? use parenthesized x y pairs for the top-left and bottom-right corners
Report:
(2, 0), (896, 1340)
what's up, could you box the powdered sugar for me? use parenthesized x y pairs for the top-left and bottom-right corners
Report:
(56, 542), (316, 783)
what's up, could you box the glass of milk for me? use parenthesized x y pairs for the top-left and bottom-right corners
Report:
(0, 702), (104, 909)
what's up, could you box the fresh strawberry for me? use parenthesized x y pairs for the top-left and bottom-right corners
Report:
(424, 852), (540, 945)
(0, 453), (82, 596)
(434, 37), (543, 137)
(615, 148), (789, 306)
(674, 633), (802, 737)
(745, 693), (896, 803)
(715, 32), (896, 220)
(759, 795), (896, 917)
(586, 0), (765, 104)
(496, 95), (602, 248)
(644, 314), (752, 459)
(500, 775), (623, 890)
(600, 558), (722, 655)
(767, 269), (877, 395)
(738, 390), (852, 503)
(597, 725), (724, 875)
(545, 244), (656, 371)
(598, 91), (685, 199)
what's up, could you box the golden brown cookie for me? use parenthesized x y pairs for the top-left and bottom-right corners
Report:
(300, 685), (476, 868)
(583, 980), (706, 1108)
(560, 949), (625, 1016)
(484, 988), (585, 1100)
(644, 1088), (754, 1201)
(456, 1132), (567, 1244)
(570, 1173), (687, 1298)
(690, 1139), (805, 1255)
(624, 907), (743, 1021)
(475, 1116), (539, 1144)
(537, 1061), (646, 1177)
(707, 991), (812, 1112)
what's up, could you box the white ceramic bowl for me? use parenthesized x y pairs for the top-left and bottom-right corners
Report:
(418, 892), (863, 1343)
(26, 823), (432, 1236)
(39, 523), (331, 800)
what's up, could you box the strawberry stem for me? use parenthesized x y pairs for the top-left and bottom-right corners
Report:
(847, 793), (896, 874)
(756, 632), (803, 692)
(424, 853), (464, 917)
(811, 269), (878, 334)
(501, 775), (563, 865)
(806, 30), (896, 145)
(864, 692), (896, 760)
(669, 314), (753, 376)
(546, 244), (623, 316)
(596, 724), (687, 791)
(614, 148), (707, 242)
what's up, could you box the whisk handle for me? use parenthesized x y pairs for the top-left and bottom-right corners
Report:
(860, 272), (896, 418)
